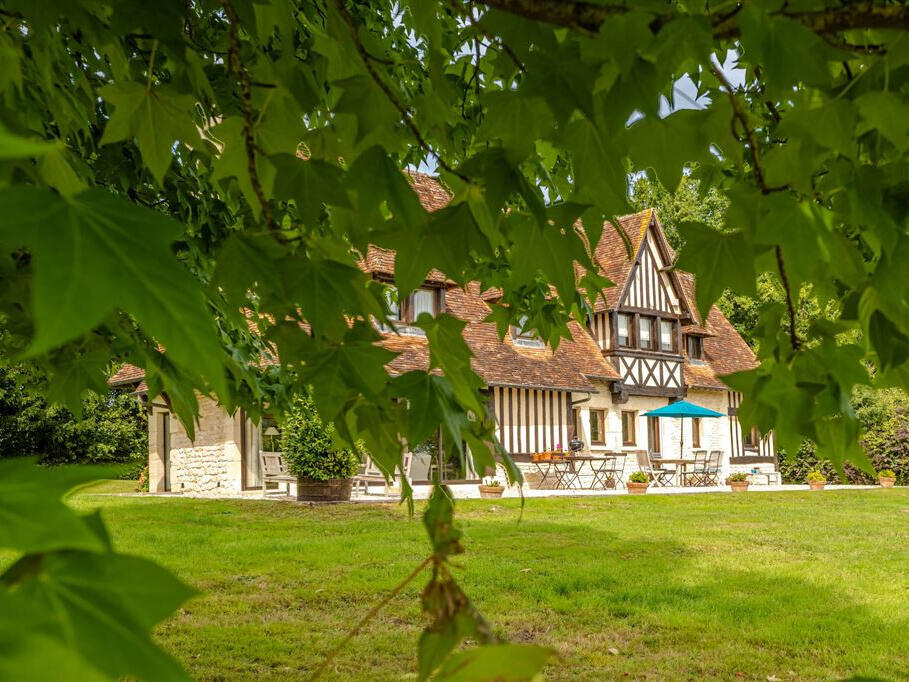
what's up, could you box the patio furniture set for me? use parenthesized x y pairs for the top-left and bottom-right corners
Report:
(530, 450), (630, 490)
(529, 449), (730, 490)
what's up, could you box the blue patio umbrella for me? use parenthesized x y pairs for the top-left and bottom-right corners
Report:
(644, 400), (724, 458)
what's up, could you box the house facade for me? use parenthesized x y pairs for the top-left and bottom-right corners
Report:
(109, 173), (776, 495)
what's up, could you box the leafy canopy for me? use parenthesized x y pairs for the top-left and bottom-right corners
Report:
(3, 0), (909, 678)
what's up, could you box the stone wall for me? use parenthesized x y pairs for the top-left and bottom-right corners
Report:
(148, 394), (242, 495)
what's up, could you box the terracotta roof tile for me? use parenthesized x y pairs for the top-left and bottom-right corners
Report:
(108, 171), (755, 396)
(109, 364), (145, 386)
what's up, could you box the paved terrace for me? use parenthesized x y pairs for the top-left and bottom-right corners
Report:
(114, 483), (884, 501)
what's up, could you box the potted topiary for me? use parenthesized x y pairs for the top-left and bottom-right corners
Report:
(726, 471), (750, 492)
(280, 395), (361, 502)
(877, 469), (897, 489)
(806, 470), (827, 491)
(627, 470), (650, 495)
(478, 477), (505, 499)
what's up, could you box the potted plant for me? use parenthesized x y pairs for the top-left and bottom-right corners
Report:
(478, 477), (505, 499)
(726, 471), (750, 492)
(806, 470), (827, 491)
(877, 469), (897, 489)
(280, 396), (361, 502)
(627, 470), (650, 495)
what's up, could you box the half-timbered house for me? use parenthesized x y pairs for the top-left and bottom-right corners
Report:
(110, 172), (776, 495)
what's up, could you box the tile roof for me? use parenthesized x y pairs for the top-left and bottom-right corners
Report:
(108, 170), (756, 393)
(109, 363), (146, 386)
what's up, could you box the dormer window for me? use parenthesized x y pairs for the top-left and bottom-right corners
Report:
(638, 316), (655, 350)
(382, 285), (440, 331)
(410, 288), (438, 320)
(617, 313), (632, 347)
(685, 335), (704, 360)
(512, 315), (545, 348)
(659, 319), (675, 352)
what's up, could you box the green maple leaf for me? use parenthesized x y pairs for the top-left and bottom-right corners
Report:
(479, 92), (554, 160)
(415, 313), (486, 416)
(271, 153), (350, 225)
(675, 221), (758, 320)
(855, 91), (909, 147)
(3, 550), (196, 681)
(301, 325), (397, 418)
(0, 121), (59, 159)
(333, 74), (400, 142)
(564, 117), (628, 215)
(100, 81), (201, 186)
(507, 205), (588, 301)
(286, 258), (385, 337)
(0, 187), (226, 398)
(627, 110), (711, 191)
(210, 117), (276, 218)
(383, 202), (492, 293)
(0, 458), (109, 554)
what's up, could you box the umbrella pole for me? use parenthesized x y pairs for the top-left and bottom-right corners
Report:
(680, 418), (683, 458)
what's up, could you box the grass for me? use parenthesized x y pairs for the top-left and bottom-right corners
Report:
(70, 487), (908, 681)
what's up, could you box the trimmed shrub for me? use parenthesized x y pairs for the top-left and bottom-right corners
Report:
(779, 441), (840, 484)
(279, 395), (361, 481)
(1, 360), (146, 470)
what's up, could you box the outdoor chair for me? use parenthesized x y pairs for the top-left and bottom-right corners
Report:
(353, 452), (412, 496)
(684, 449), (708, 486)
(635, 450), (672, 487)
(703, 450), (722, 486)
(552, 456), (582, 489)
(260, 452), (296, 497)
(593, 453), (626, 489)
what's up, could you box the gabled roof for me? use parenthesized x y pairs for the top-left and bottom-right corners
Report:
(109, 171), (757, 394)
(591, 210), (697, 323)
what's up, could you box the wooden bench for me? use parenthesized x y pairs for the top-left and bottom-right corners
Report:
(352, 452), (412, 497)
(260, 451), (296, 497)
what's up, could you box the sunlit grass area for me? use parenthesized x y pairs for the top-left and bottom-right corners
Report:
(71, 488), (908, 681)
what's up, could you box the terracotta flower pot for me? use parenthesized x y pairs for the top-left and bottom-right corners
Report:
(808, 480), (826, 491)
(729, 481), (749, 493)
(878, 476), (896, 489)
(627, 481), (649, 495)
(296, 477), (352, 502)
(478, 484), (504, 499)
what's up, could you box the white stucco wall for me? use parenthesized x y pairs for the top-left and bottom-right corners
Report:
(504, 382), (776, 487)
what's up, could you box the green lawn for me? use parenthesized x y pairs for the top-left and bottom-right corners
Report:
(71, 486), (908, 681)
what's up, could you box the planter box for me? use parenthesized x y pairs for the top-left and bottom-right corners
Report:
(627, 481), (649, 495)
(296, 477), (352, 502)
(879, 476), (896, 489)
(808, 480), (826, 491)
(729, 481), (749, 493)
(478, 485), (504, 499)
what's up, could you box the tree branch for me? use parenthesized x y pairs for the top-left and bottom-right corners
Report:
(710, 59), (801, 351)
(335, 0), (469, 181)
(222, 0), (279, 235)
(471, 0), (909, 39)
(308, 555), (433, 681)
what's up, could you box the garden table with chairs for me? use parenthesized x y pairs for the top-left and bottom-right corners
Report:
(530, 451), (629, 490)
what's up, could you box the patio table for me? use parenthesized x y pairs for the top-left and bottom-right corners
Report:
(654, 458), (694, 486)
(531, 458), (564, 489)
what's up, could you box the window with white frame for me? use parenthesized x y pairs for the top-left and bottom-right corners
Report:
(639, 316), (655, 350)
(617, 313), (632, 347)
(382, 285), (440, 329)
(659, 319), (674, 352)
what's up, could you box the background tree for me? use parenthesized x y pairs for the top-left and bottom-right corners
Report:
(3, 0), (909, 678)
